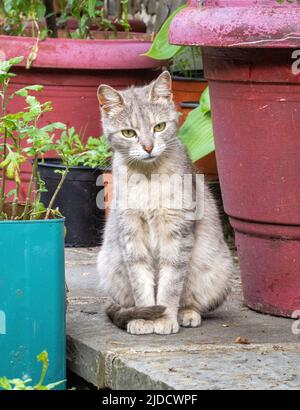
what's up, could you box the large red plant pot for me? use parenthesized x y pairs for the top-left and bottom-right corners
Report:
(170, 0), (300, 317)
(0, 33), (162, 198)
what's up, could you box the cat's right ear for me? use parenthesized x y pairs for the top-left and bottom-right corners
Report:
(97, 85), (124, 115)
(150, 71), (173, 103)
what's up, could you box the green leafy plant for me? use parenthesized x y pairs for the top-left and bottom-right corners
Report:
(0, 56), (68, 220)
(0, 0), (131, 39)
(0, 57), (111, 221)
(0, 0), (48, 37)
(276, 0), (300, 3)
(0, 351), (65, 390)
(55, 127), (112, 168)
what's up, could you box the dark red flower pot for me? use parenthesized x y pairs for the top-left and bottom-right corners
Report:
(170, 0), (300, 317)
(0, 33), (163, 198)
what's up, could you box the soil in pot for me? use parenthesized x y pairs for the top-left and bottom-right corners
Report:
(38, 159), (109, 247)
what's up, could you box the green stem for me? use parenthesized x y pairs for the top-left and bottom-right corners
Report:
(23, 172), (34, 220)
(36, 359), (48, 388)
(117, 0), (122, 19)
(0, 81), (8, 215)
(30, 155), (39, 220)
(0, 130), (7, 215)
(121, 0), (130, 32)
(45, 167), (69, 220)
(11, 181), (20, 219)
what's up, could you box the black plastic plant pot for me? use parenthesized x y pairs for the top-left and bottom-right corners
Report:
(179, 101), (200, 110)
(38, 159), (110, 247)
(171, 70), (205, 82)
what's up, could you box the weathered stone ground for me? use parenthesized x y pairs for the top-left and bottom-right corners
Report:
(66, 248), (300, 390)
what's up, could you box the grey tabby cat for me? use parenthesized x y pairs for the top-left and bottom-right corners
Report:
(97, 71), (233, 335)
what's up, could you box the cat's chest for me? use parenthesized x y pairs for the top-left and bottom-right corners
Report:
(126, 173), (178, 211)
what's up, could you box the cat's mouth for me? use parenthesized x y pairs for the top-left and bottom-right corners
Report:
(142, 155), (157, 162)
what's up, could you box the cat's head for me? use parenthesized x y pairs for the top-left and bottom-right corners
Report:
(97, 71), (178, 165)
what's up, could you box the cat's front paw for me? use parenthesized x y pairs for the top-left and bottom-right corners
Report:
(127, 319), (154, 335)
(179, 308), (202, 328)
(153, 317), (179, 335)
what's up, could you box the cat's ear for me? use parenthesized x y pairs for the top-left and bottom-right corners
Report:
(97, 85), (124, 115)
(150, 71), (172, 103)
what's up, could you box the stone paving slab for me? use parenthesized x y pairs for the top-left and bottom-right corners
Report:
(66, 248), (300, 390)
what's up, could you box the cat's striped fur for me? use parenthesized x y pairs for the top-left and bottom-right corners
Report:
(97, 72), (233, 335)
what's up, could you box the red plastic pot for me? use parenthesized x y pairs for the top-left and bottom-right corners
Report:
(170, 0), (300, 317)
(0, 33), (162, 198)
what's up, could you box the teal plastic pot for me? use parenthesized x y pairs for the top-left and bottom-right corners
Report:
(0, 218), (66, 389)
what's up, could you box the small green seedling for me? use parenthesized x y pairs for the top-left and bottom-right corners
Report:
(0, 351), (65, 390)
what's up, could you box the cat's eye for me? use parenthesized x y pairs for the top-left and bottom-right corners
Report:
(154, 122), (166, 132)
(122, 129), (137, 138)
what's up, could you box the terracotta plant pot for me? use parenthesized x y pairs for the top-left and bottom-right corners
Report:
(103, 171), (113, 219)
(179, 101), (218, 179)
(0, 33), (162, 198)
(172, 71), (207, 113)
(170, 0), (300, 318)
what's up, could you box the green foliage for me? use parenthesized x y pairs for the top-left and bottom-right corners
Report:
(0, 0), (47, 37)
(179, 87), (215, 162)
(0, 57), (111, 221)
(55, 127), (112, 168)
(0, 0), (131, 39)
(0, 351), (65, 390)
(0, 56), (69, 220)
(276, 0), (300, 3)
(145, 5), (186, 61)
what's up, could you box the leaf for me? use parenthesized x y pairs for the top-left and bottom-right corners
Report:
(199, 87), (211, 114)
(45, 380), (67, 390)
(88, 0), (96, 18)
(14, 85), (44, 97)
(8, 56), (24, 66)
(41, 123), (67, 132)
(145, 5), (187, 60)
(179, 105), (215, 162)
(36, 3), (46, 20)
(0, 377), (12, 390)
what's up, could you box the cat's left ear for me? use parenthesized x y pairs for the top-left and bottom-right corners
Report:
(150, 71), (172, 103)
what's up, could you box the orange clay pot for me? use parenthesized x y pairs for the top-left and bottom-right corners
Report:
(172, 72), (207, 118)
(179, 101), (218, 180)
(103, 171), (113, 218)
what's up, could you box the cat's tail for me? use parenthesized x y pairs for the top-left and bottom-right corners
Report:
(106, 302), (166, 330)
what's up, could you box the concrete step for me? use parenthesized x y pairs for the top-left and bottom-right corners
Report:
(66, 248), (300, 390)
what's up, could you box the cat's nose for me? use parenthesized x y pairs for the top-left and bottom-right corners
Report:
(143, 144), (154, 154)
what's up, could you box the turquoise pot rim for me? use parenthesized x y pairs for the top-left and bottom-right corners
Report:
(0, 217), (65, 225)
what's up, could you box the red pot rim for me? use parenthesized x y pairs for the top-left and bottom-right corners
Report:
(0, 34), (163, 70)
(170, 1), (300, 49)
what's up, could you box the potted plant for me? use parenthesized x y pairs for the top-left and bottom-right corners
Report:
(170, 0), (300, 317)
(38, 128), (112, 247)
(0, 57), (67, 388)
(0, 1), (163, 196)
(146, 4), (218, 178)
